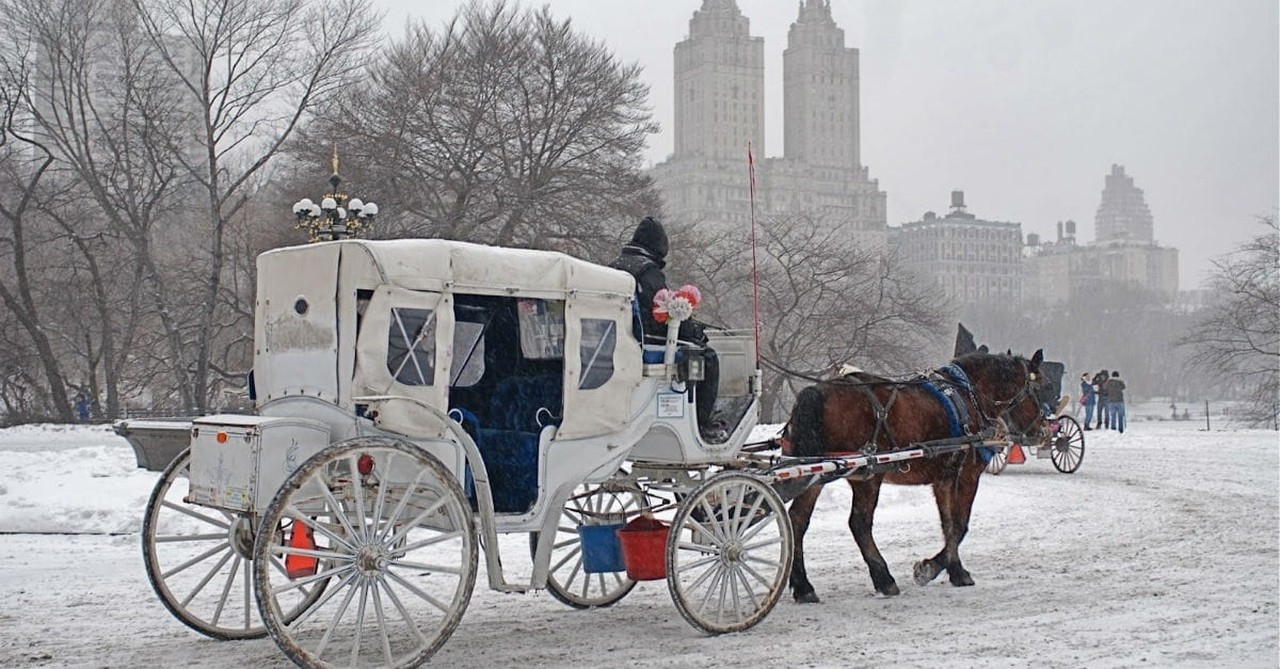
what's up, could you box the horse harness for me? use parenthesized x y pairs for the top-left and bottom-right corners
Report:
(842, 365), (981, 454)
(833, 359), (1040, 454)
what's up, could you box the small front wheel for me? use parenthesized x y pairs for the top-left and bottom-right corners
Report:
(1051, 415), (1086, 474)
(532, 483), (642, 609)
(667, 473), (792, 634)
(254, 437), (478, 668)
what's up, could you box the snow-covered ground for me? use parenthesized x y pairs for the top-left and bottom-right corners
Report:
(0, 421), (1276, 668)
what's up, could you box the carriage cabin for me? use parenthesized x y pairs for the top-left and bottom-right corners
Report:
(251, 239), (759, 525)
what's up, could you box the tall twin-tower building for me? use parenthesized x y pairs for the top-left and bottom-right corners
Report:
(651, 0), (887, 251)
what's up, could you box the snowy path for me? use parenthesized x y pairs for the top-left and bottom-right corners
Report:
(0, 423), (1276, 667)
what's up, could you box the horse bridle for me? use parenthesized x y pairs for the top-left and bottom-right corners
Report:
(972, 358), (1043, 437)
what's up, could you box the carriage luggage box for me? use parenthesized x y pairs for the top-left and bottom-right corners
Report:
(187, 414), (330, 514)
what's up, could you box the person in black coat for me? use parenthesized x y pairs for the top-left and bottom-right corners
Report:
(1091, 369), (1110, 430)
(610, 217), (724, 440)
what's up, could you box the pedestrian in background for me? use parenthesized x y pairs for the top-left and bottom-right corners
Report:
(1105, 371), (1126, 432)
(1080, 373), (1097, 430)
(1091, 369), (1110, 430)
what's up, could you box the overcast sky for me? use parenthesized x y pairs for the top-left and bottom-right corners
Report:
(373, 0), (1278, 289)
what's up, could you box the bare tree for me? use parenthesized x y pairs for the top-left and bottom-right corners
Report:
(0, 75), (74, 421)
(297, 0), (660, 258)
(121, 0), (379, 410)
(1179, 216), (1279, 428)
(690, 214), (949, 421)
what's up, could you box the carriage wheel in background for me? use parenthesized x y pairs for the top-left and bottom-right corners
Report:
(667, 473), (793, 634)
(531, 483), (642, 609)
(984, 445), (1009, 475)
(1051, 415), (1086, 474)
(142, 448), (324, 640)
(255, 437), (477, 668)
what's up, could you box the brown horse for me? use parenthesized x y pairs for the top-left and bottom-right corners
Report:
(785, 350), (1046, 601)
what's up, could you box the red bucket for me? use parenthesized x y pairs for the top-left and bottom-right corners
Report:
(617, 516), (670, 581)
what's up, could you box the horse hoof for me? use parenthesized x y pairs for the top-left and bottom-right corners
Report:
(949, 572), (975, 587)
(876, 582), (901, 597)
(913, 560), (943, 585)
(794, 591), (821, 604)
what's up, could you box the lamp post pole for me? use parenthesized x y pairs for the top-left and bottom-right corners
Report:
(292, 147), (378, 242)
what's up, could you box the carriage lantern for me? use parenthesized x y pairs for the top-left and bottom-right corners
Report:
(292, 147), (377, 242)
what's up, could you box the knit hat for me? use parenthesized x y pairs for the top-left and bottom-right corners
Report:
(629, 216), (669, 260)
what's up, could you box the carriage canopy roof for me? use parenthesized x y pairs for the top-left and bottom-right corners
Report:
(259, 239), (636, 298)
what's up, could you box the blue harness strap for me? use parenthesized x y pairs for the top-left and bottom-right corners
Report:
(935, 363), (973, 393)
(921, 380), (964, 438)
(924, 365), (994, 463)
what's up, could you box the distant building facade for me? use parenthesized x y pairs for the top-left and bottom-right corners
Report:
(651, 0), (887, 252)
(891, 191), (1023, 304)
(1094, 164), (1154, 243)
(31, 28), (203, 164)
(1025, 165), (1178, 303)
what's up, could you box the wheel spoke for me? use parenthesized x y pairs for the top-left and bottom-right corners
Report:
(160, 499), (231, 529)
(171, 543), (231, 594)
(283, 569), (361, 630)
(385, 569), (455, 614)
(154, 532), (226, 543)
(376, 469), (429, 543)
(313, 571), (361, 659)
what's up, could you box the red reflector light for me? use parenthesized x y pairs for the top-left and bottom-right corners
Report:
(357, 453), (374, 476)
(216, 432), (228, 443)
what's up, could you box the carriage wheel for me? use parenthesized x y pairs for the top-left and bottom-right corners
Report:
(530, 483), (642, 609)
(1050, 415), (1086, 474)
(254, 437), (477, 668)
(984, 445), (1009, 475)
(667, 473), (793, 634)
(142, 448), (325, 640)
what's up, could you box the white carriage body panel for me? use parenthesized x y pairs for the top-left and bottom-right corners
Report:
(255, 245), (342, 405)
(254, 239), (642, 442)
(187, 414), (330, 514)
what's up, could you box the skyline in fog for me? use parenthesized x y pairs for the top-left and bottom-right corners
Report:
(374, 0), (1279, 289)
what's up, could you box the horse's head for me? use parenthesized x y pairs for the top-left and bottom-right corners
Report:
(954, 348), (1047, 438)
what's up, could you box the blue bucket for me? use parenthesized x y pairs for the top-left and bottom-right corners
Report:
(577, 522), (626, 573)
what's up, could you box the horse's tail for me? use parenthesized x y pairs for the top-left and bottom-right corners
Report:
(789, 385), (827, 456)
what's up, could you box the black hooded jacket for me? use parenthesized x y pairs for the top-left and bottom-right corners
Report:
(610, 217), (706, 344)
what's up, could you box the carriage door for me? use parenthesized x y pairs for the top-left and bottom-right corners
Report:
(560, 293), (639, 440)
(352, 285), (455, 422)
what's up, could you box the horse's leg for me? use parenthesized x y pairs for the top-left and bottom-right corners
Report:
(915, 460), (982, 587)
(848, 477), (899, 596)
(941, 460), (983, 587)
(788, 485), (823, 603)
(913, 476), (955, 586)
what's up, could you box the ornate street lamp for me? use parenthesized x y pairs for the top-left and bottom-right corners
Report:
(292, 147), (378, 242)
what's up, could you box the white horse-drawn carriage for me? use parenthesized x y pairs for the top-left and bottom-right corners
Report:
(128, 238), (949, 667)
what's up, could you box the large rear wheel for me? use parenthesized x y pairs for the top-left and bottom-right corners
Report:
(667, 473), (792, 634)
(254, 437), (477, 668)
(141, 448), (325, 640)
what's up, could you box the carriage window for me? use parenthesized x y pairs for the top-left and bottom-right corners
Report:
(579, 319), (616, 390)
(450, 320), (486, 387)
(387, 307), (436, 386)
(517, 299), (565, 360)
